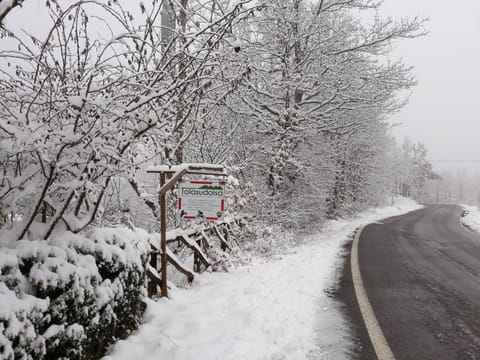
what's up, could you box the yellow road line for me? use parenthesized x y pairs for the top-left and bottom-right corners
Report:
(351, 225), (396, 360)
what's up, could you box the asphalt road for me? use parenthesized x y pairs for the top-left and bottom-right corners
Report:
(339, 204), (480, 360)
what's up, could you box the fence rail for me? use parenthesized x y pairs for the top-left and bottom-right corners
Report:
(147, 219), (237, 297)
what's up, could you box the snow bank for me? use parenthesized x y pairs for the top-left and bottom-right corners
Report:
(104, 197), (422, 360)
(461, 204), (480, 232)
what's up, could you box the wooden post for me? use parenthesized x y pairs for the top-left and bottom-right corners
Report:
(147, 251), (158, 297)
(193, 244), (200, 273)
(222, 227), (228, 251)
(160, 172), (168, 297)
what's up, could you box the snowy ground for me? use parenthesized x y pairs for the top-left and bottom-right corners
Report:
(103, 198), (422, 360)
(461, 204), (480, 233)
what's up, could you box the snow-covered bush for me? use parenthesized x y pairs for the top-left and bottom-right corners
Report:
(0, 227), (150, 359)
(461, 205), (480, 233)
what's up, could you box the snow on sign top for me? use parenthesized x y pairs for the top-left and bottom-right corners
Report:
(178, 181), (225, 221)
(147, 163), (225, 174)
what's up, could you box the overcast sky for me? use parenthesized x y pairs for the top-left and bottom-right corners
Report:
(377, 0), (480, 173)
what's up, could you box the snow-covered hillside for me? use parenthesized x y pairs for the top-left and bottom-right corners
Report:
(104, 198), (421, 360)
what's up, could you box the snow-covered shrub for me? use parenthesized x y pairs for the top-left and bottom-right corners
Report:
(221, 217), (291, 257)
(0, 282), (49, 359)
(205, 247), (231, 273)
(0, 227), (150, 359)
(461, 205), (480, 233)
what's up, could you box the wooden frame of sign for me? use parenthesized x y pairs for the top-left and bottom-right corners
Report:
(146, 163), (226, 297)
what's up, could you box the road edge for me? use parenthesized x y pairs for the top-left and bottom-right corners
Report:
(351, 225), (396, 360)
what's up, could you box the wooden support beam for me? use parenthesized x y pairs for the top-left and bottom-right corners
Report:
(181, 235), (210, 268)
(213, 224), (231, 251)
(166, 248), (194, 282)
(200, 230), (211, 249)
(147, 264), (162, 285)
(159, 168), (188, 197)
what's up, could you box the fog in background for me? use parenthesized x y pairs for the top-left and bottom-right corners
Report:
(378, 0), (480, 174)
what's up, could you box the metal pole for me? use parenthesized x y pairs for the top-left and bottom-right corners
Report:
(160, 172), (168, 297)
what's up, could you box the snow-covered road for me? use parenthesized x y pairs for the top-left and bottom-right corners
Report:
(103, 198), (421, 360)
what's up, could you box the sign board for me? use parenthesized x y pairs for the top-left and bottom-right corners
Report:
(178, 181), (225, 221)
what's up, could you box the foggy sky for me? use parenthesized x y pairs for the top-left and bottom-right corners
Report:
(378, 0), (480, 174)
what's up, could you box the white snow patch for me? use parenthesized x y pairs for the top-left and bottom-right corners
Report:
(461, 204), (480, 232)
(103, 197), (422, 360)
(68, 95), (84, 108)
(232, 39), (241, 49)
(43, 324), (65, 339)
(66, 323), (85, 340)
(0, 283), (49, 320)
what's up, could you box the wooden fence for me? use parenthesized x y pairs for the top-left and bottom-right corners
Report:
(146, 220), (237, 297)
